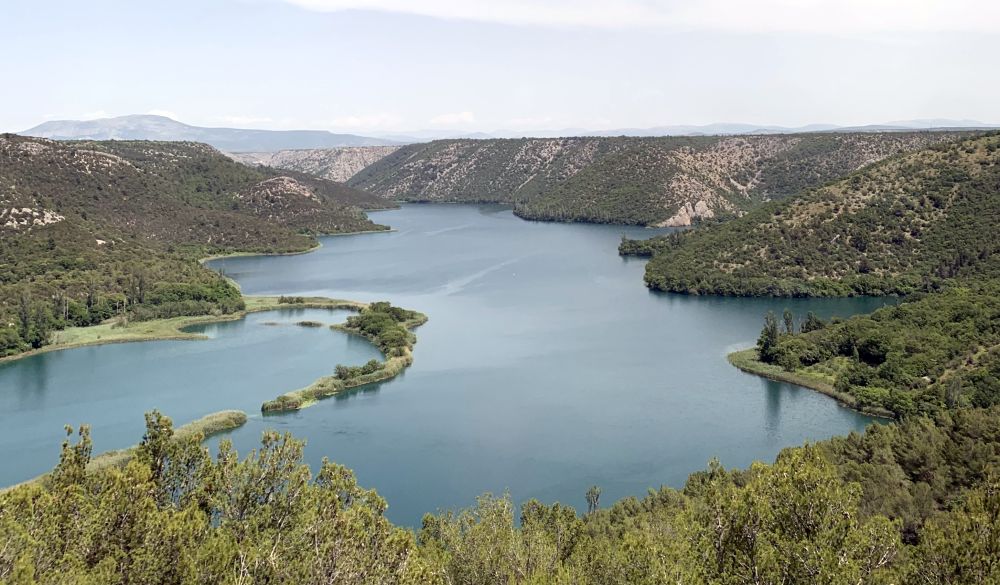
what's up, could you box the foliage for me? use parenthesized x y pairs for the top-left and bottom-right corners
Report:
(7, 407), (1000, 583)
(349, 133), (969, 226)
(753, 285), (1000, 417)
(261, 303), (426, 412)
(0, 135), (387, 357)
(633, 133), (1000, 296)
(0, 413), (436, 584)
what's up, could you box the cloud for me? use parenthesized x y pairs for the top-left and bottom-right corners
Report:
(280, 0), (1000, 33)
(428, 111), (476, 127)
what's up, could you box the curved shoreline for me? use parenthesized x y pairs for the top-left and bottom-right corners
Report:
(0, 296), (427, 491)
(0, 296), (365, 365)
(0, 410), (248, 494)
(262, 308), (427, 412)
(727, 347), (894, 419)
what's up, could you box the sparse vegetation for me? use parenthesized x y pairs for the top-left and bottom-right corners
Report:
(262, 302), (426, 412)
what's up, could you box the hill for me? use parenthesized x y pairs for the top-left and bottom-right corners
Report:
(0, 135), (389, 356)
(348, 132), (970, 226)
(19, 114), (399, 151)
(228, 145), (400, 182)
(629, 133), (1000, 296)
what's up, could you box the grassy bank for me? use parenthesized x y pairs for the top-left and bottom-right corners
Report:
(0, 296), (365, 365)
(262, 304), (427, 412)
(727, 348), (894, 418)
(1, 410), (248, 494)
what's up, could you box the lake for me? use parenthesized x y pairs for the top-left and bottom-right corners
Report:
(1, 204), (890, 525)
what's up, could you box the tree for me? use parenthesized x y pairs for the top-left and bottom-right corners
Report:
(801, 311), (825, 333)
(758, 311), (781, 363)
(586, 485), (602, 515)
(783, 308), (795, 334)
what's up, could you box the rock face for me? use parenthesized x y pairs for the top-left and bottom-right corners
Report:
(228, 146), (400, 183)
(347, 132), (973, 226)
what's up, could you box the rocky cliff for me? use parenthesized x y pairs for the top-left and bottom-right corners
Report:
(229, 146), (400, 182)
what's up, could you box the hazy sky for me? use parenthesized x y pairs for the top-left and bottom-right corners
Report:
(4, 0), (997, 133)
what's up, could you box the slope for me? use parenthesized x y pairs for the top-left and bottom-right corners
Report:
(348, 132), (971, 226)
(632, 133), (1000, 296)
(0, 135), (389, 356)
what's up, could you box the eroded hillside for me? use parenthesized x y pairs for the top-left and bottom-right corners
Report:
(348, 132), (971, 226)
(229, 146), (400, 182)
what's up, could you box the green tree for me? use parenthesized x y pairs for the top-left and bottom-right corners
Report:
(586, 485), (602, 515)
(758, 311), (781, 363)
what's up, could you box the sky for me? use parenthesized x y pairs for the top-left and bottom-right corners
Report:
(3, 0), (998, 134)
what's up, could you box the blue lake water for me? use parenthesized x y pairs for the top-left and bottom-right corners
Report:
(1, 204), (890, 525)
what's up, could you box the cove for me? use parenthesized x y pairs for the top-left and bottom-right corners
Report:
(0, 308), (382, 487)
(205, 204), (890, 526)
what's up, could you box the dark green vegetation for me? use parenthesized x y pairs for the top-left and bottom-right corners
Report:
(743, 284), (1000, 419)
(261, 302), (426, 412)
(348, 132), (968, 226)
(631, 133), (1000, 296)
(4, 407), (1000, 583)
(0, 135), (390, 357)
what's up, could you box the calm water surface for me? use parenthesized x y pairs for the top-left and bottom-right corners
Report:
(2, 204), (890, 525)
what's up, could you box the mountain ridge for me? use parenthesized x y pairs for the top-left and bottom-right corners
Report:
(19, 115), (400, 151)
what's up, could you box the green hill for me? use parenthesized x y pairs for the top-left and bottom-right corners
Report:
(348, 132), (970, 226)
(0, 135), (389, 357)
(631, 133), (1000, 296)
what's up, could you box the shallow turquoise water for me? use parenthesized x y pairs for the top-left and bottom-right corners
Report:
(0, 204), (890, 525)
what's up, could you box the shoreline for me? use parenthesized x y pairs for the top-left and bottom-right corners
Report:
(0, 296), (366, 366)
(727, 348), (894, 419)
(0, 297), (427, 491)
(262, 308), (427, 412)
(0, 410), (249, 494)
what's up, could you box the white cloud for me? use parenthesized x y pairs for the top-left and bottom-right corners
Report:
(280, 0), (1000, 33)
(428, 111), (476, 127)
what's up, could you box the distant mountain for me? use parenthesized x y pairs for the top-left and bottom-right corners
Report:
(374, 120), (999, 141)
(19, 115), (400, 151)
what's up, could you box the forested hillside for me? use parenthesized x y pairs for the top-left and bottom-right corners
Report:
(348, 132), (968, 226)
(0, 135), (389, 357)
(629, 133), (1000, 296)
(3, 407), (1000, 583)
